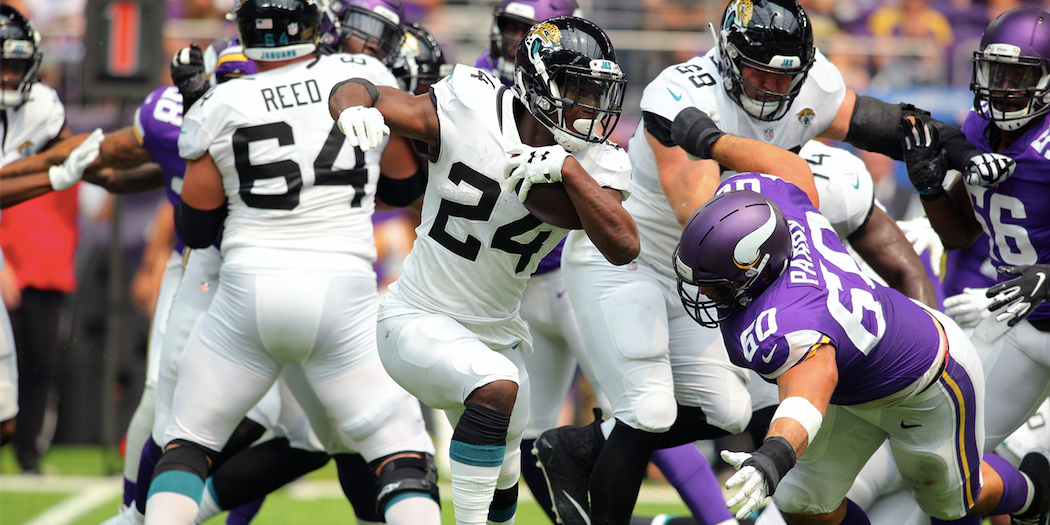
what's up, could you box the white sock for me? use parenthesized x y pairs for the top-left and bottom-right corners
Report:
(124, 387), (157, 481)
(488, 515), (515, 525)
(384, 495), (441, 525)
(600, 418), (615, 439)
(1014, 473), (1036, 516)
(451, 459), (501, 525)
(144, 492), (200, 525)
(194, 482), (222, 524)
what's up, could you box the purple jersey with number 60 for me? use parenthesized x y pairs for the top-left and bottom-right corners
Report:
(717, 174), (941, 406)
(135, 85), (190, 253)
(961, 111), (1050, 323)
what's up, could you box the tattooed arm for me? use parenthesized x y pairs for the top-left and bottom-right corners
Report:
(0, 126), (152, 179)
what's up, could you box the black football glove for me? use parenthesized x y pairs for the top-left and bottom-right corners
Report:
(986, 264), (1050, 326)
(671, 107), (726, 161)
(899, 116), (947, 198)
(171, 43), (207, 113)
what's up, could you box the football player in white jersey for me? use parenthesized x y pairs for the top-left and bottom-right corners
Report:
(142, 1), (439, 524)
(330, 16), (639, 525)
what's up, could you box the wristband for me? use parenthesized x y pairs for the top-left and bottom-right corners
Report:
(771, 396), (823, 446)
(741, 436), (796, 495)
(331, 78), (379, 107)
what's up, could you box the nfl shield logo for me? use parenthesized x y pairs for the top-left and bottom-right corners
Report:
(764, 128), (774, 141)
(288, 22), (299, 36)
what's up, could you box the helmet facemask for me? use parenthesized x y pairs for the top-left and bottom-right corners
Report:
(721, 39), (812, 121)
(972, 46), (1050, 131)
(491, 14), (533, 83)
(339, 7), (404, 66)
(674, 247), (770, 328)
(515, 19), (625, 152)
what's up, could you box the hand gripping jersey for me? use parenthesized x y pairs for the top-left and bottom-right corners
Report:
(178, 53), (398, 259)
(717, 173), (941, 406)
(961, 111), (1050, 322)
(384, 65), (631, 324)
(626, 49), (847, 275)
(1, 82), (63, 164)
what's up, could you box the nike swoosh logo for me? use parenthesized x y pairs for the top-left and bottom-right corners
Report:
(563, 490), (591, 525)
(1036, 272), (1046, 295)
(852, 172), (860, 189)
(900, 422), (922, 429)
(761, 344), (777, 363)
(667, 87), (682, 101)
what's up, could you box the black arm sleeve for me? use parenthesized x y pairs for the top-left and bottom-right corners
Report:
(931, 120), (981, 173)
(376, 167), (426, 207)
(175, 199), (226, 249)
(642, 111), (676, 147)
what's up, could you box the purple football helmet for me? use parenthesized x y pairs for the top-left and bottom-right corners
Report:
(971, 7), (1050, 131)
(339, 0), (405, 66)
(318, 0), (348, 55)
(204, 36), (257, 87)
(673, 190), (792, 327)
(489, 0), (581, 83)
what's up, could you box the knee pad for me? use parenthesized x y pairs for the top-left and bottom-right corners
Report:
(369, 452), (441, 521)
(154, 439), (214, 480)
(632, 391), (678, 433)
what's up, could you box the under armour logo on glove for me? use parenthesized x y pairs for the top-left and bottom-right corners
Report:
(504, 144), (569, 203)
(964, 152), (1016, 187)
(987, 264), (1050, 326)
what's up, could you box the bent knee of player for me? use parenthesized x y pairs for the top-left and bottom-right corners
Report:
(773, 482), (840, 516)
(630, 391), (678, 433)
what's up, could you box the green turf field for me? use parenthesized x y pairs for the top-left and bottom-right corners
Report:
(0, 446), (694, 525)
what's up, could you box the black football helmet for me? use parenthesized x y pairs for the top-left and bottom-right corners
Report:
(515, 16), (625, 152)
(234, 0), (320, 62)
(338, 0), (405, 67)
(715, 0), (815, 121)
(391, 22), (451, 95)
(0, 4), (41, 109)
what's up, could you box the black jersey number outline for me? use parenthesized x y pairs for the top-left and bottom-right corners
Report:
(232, 122), (366, 210)
(428, 162), (552, 273)
(674, 64), (716, 89)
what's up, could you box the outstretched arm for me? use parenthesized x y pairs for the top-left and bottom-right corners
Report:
(1, 127), (151, 180)
(328, 80), (440, 146)
(671, 107), (819, 207)
(87, 163), (165, 194)
(848, 207), (937, 307)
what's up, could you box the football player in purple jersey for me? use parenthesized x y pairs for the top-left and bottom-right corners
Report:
(669, 122), (1048, 525)
(902, 5), (1050, 481)
(476, 0), (581, 85)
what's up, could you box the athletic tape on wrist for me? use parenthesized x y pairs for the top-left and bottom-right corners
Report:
(771, 396), (823, 446)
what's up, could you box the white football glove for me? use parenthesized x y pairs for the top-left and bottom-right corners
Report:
(943, 287), (994, 329)
(504, 145), (570, 203)
(337, 106), (389, 152)
(897, 216), (944, 278)
(49, 128), (103, 191)
(722, 450), (770, 520)
(964, 152), (1015, 187)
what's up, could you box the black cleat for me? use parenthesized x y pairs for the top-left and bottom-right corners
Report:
(1014, 449), (1050, 525)
(534, 409), (606, 525)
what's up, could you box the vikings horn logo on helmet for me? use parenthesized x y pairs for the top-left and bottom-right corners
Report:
(733, 203), (776, 269)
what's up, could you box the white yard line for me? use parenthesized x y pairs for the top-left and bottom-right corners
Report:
(1, 475), (122, 525)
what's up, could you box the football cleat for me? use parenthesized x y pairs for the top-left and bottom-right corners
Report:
(1014, 449), (1050, 525)
(534, 408), (605, 525)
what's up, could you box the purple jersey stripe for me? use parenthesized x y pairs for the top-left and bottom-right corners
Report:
(938, 354), (982, 511)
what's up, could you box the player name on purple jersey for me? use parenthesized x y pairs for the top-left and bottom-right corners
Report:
(962, 111), (1050, 323)
(717, 174), (941, 405)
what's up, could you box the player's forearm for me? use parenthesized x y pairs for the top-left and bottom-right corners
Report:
(87, 127), (153, 175)
(849, 208), (937, 307)
(0, 142), (76, 179)
(329, 80), (375, 118)
(562, 159), (639, 265)
(921, 181), (983, 250)
(709, 135), (819, 207)
(86, 163), (165, 194)
(0, 173), (54, 208)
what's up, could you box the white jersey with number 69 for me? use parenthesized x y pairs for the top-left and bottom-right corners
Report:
(382, 65), (631, 337)
(178, 53), (398, 260)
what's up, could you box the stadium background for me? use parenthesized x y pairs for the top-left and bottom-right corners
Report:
(0, 0), (1009, 522)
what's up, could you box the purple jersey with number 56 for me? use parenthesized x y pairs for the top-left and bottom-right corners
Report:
(961, 111), (1050, 323)
(717, 174), (941, 406)
(135, 85), (189, 253)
